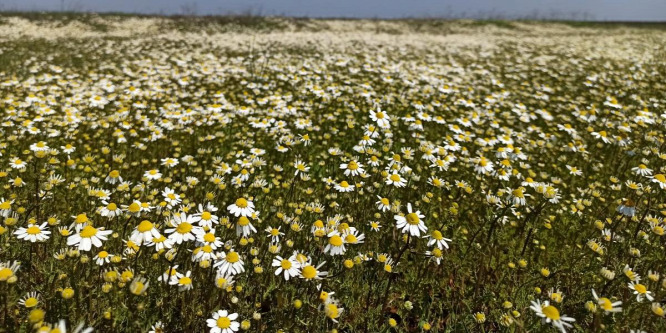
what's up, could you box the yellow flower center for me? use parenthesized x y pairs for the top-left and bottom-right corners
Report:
(75, 214), (88, 223)
(599, 298), (612, 311)
(138, 220), (153, 232)
(179, 276), (192, 285)
(176, 222), (192, 234)
(109, 170), (119, 178)
(542, 305), (560, 320)
(226, 252), (239, 263)
(326, 304), (340, 319)
(0, 202), (10, 210)
(238, 216), (250, 226)
(406, 213), (421, 225)
(0, 268), (12, 280)
(329, 235), (343, 247)
(204, 233), (216, 243)
(107, 203), (117, 211)
(345, 234), (358, 244)
(80, 225), (98, 238)
(302, 265), (317, 279)
(128, 203), (141, 213)
(26, 226), (41, 235)
(634, 284), (647, 294)
(131, 282), (145, 295)
(24, 297), (38, 308)
(280, 259), (292, 270)
(235, 198), (248, 208)
(201, 212), (212, 220)
(390, 174), (401, 182)
(217, 317), (231, 329)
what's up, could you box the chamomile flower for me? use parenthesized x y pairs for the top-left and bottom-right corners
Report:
(651, 174), (666, 190)
(632, 164), (652, 177)
(369, 107), (390, 128)
(566, 165), (582, 176)
(161, 157), (179, 168)
(265, 226), (284, 242)
(194, 227), (223, 250)
(214, 250), (245, 276)
(165, 212), (199, 244)
(342, 228), (365, 245)
(19, 292), (40, 308)
(170, 270), (194, 291)
(529, 300), (576, 333)
(340, 160), (365, 177)
(227, 198), (255, 217)
(385, 172), (407, 187)
(335, 180), (354, 192)
(9, 157), (27, 170)
(144, 169), (162, 180)
(324, 231), (346, 256)
(591, 289), (622, 313)
(300, 261), (328, 280)
(14, 222), (50, 242)
(130, 220), (161, 245)
(394, 203), (427, 237)
(207, 310), (239, 333)
(426, 230), (451, 250)
(293, 159), (310, 176)
(0, 261), (20, 282)
(0, 198), (12, 217)
(105, 170), (122, 184)
(67, 225), (113, 251)
(376, 196), (391, 212)
(272, 254), (301, 281)
(29, 141), (49, 152)
(162, 187), (182, 208)
(628, 282), (654, 302)
(193, 203), (219, 228)
(99, 201), (122, 218)
(236, 216), (257, 238)
(93, 251), (113, 265)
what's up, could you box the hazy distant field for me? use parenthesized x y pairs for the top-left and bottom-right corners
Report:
(0, 14), (665, 332)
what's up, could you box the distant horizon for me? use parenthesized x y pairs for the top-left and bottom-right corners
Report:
(3, 11), (666, 23)
(1, 0), (665, 22)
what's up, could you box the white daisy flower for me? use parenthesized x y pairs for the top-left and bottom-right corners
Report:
(207, 310), (240, 333)
(227, 198), (255, 217)
(394, 203), (427, 237)
(14, 222), (51, 242)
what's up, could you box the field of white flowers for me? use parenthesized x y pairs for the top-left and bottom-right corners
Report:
(0, 14), (665, 332)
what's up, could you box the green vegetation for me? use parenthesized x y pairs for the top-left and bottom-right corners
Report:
(0, 13), (665, 333)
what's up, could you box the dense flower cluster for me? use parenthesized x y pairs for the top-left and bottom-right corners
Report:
(0, 14), (665, 332)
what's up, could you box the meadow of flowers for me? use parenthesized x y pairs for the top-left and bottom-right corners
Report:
(0, 14), (665, 332)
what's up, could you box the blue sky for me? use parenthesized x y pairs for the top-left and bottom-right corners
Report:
(3, 0), (666, 21)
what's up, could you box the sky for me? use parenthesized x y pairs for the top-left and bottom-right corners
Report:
(2, 0), (666, 21)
